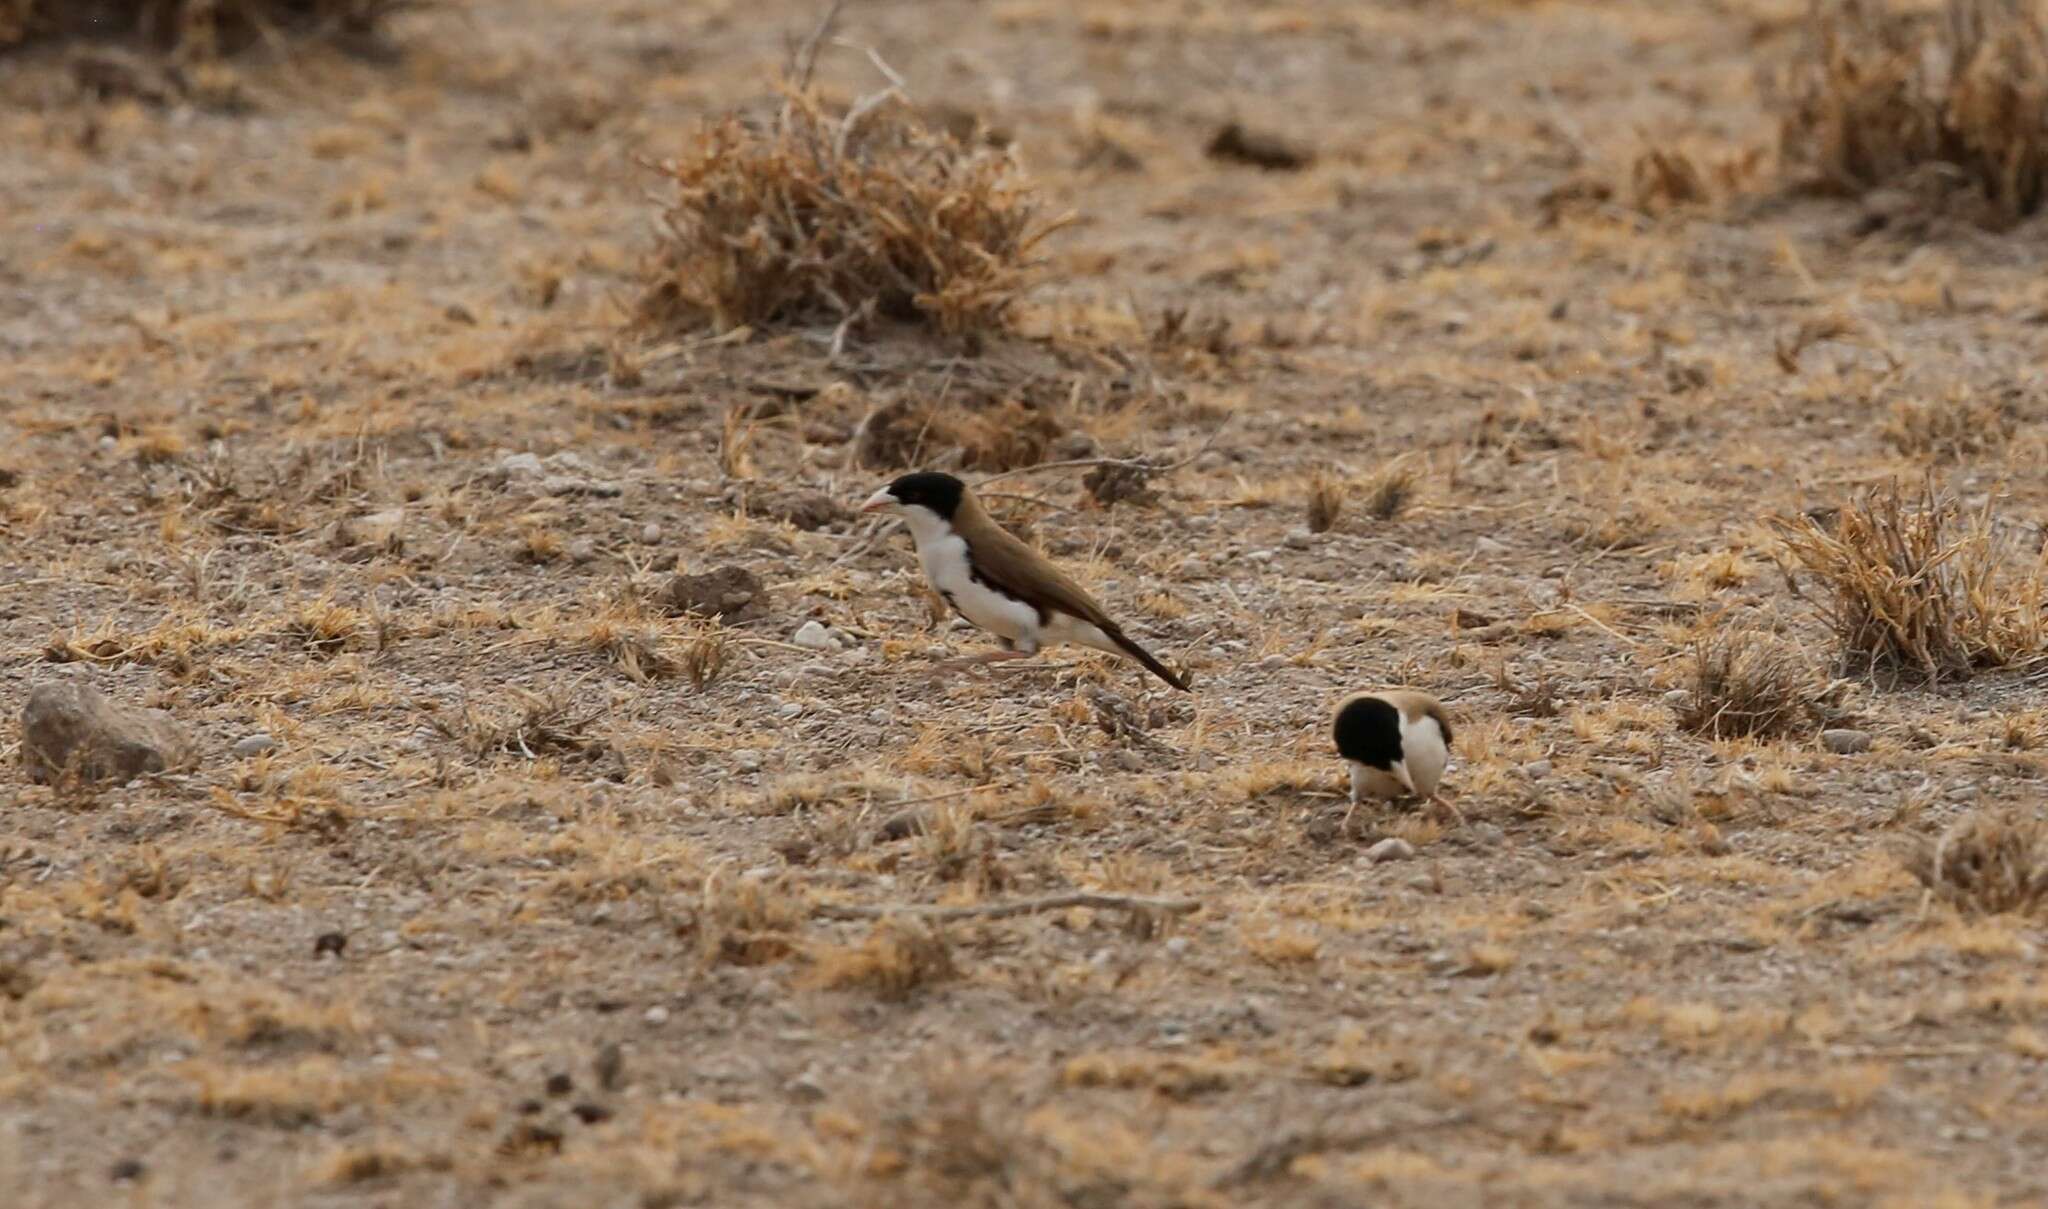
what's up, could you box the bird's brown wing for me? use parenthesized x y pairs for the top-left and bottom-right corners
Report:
(962, 519), (1114, 628)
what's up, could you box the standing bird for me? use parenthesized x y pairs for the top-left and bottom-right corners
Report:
(861, 471), (1191, 691)
(1332, 690), (1456, 823)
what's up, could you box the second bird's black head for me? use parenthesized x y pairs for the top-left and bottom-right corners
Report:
(878, 471), (965, 520)
(1333, 695), (1403, 771)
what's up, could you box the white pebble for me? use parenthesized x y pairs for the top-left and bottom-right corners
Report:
(643, 1006), (670, 1026)
(1368, 837), (1416, 862)
(640, 522), (661, 544)
(792, 620), (840, 651)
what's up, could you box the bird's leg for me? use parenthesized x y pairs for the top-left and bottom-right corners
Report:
(1425, 792), (1465, 827)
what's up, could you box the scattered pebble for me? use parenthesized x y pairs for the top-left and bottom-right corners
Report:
(1948, 784), (1979, 802)
(1474, 536), (1510, 555)
(640, 521), (661, 544)
(1367, 837), (1416, 862)
(643, 1006), (670, 1026)
(733, 750), (763, 773)
(1821, 728), (1873, 755)
(230, 733), (279, 759)
(1283, 527), (1313, 549)
(1662, 689), (1692, 709)
(313, 931), (347, 958)
(1519, 760), (1552, 780)
(792, 620), (850, 651)
(1164, 937), (1189, 957)
(785, 1069), (827, 1103)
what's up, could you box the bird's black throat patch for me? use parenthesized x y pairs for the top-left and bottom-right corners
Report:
(885, 471), (965, 520)
(1333, 696), (1403, 771)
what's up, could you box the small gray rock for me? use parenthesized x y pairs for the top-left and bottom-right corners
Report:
(1821, 728), (1873, 755)
(496, 452), (545, 479)
(230, 733), (279, 760)
(1367, 837), (1416, 863)
(1662, 689), (1693, 709)
(1283, 527), (1314, 550)
(1520, 759), (1553, 780)
(639, 522), (661, 544)
(791, 620), (843, 651)
(21, 682), (196, 784)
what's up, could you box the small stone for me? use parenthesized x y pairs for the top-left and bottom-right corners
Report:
(21, 681), (196, 784)
(733, 750), (763, 773)
(643, 1006), (670, 1026)
(1283, 527), (1313, 550)
(1367, 837), (1416, 863)
(496, 452), (545, 479)
(1947, 784), (1979, 802)
(109, 1159), (145, 1184)
(1255, 654), (1289, 671)
(1519, 760), (1552, 779)
(1164, 937), (1190, 957)
(1474, 536), (1510, 555)
(230, 733), (279, 759)
(640, 522), (661, 544)
(1821, 728), (1873, 755)
(544, 1072), (574, 1097)
(661, 566), (762, 619)
(1662, 689), (1692, 709)
(313, 931), (347, 958)
(776, 701), (804, 720)
(792, 620), (841, 651)
(1424, 949), (1459, 975)
(570, 1102), (612, 1124)
(785, 1068), (827, 1103)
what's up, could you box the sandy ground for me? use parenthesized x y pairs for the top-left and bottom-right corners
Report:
(4, 0), (2048, 1205)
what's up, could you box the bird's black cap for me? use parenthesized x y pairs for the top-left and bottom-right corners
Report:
(1333, 695), (1403, 771)
(884, 471), (966, 520)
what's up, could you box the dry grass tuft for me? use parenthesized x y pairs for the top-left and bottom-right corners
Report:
(1774, 481), (2048, 684)
(1305, 469), (1346, 533)
(805, 917), (956, 1000)
(1776, 0), (2048, 224)
(1883, 387), (2020, 459)
(691, 871), (806, 967)
(0, 0), (425, 54)
(1361, 460), (1418, 522)
(1903, 808), (2048, 916)
(639, 85), (1063, 338)
(1677, 632), (1813, 739)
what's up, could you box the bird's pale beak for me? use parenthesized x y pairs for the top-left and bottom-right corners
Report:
(860, 488), (897, 514)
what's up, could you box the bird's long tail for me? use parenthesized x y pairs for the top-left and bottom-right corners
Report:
(1100, 623), (1191, 691)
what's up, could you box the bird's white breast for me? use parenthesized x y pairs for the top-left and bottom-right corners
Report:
(907, 522), (1039, 644)
(1399, 712), (1449, 796)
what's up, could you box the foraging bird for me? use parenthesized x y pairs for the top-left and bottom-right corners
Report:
(861, 471), (1191, 691)
(1332, 690), (1455, 820)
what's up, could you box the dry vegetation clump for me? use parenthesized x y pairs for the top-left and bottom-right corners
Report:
(1903, 808), (2048, 916)
(1774, 482), (2048, 684)
(638, 86), (1064, 338)
(804, 917), (956, 1000)
(0, 0), (422, 54)
(1678, 632), (1814, 739)
(1777, 0), (2048, 224)
(1882, 387), (2021, 458)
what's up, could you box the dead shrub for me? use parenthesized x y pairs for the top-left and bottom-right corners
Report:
(1776, 0), (2048, 224)
(1774, 481), (2048, 683)
(1678, 633), (1813, 739)
(1903, 808), (2048, 916)
(0, 0), (424, 54)
(638, 86), (1063, 339)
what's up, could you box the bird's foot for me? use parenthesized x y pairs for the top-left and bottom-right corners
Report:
(1425, 793), (1465, 827)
